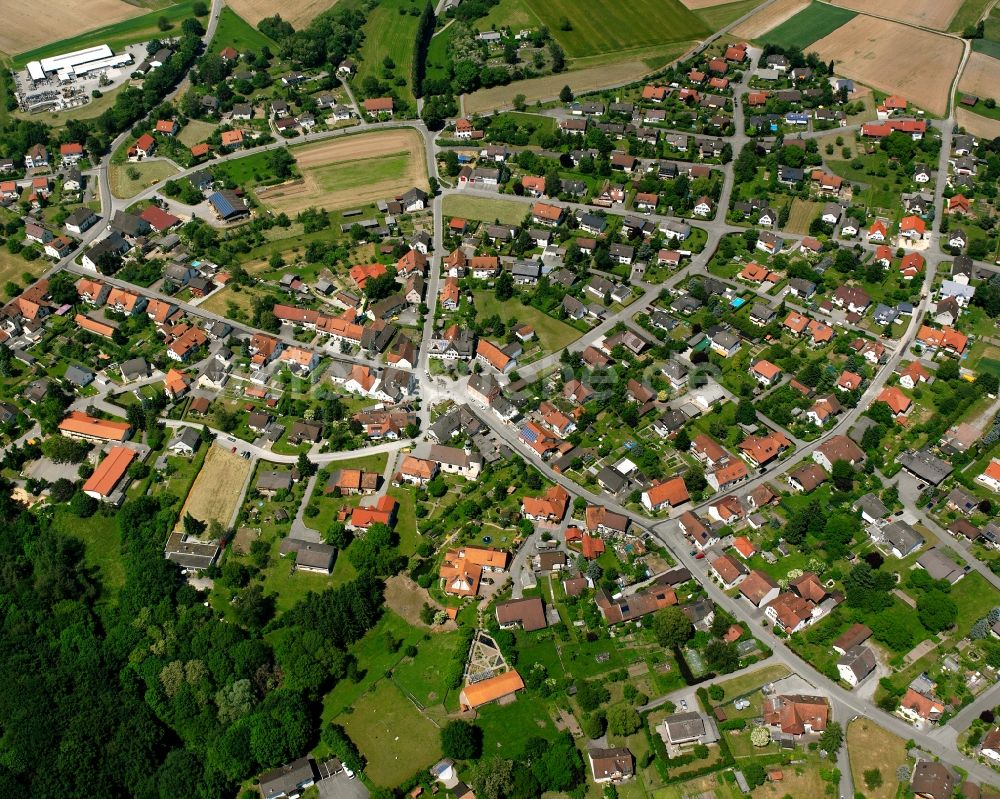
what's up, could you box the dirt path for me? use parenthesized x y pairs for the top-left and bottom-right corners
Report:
(384, 574), (457, 631)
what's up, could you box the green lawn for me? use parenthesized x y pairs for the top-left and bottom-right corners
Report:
(714, 663), (791, 700)
(951, 572), (1000, 638)
(425, 23), (455, 83)
(339, 680), (443, 786)
(12, 2), (199, 66)
(472, 290), (581, 355)
(392, 629), (466, 708)
(972, 38), (1000, 59)
(695, 0), (767, 30)
(213, 150), (294, 186)
(761, 2), (857, 49)
(311, 153), (412, 192)
(525, 0), (709, 58)
(209, 6), (278, 55)
(476, 0), (542, 30)
(441, 195), (529, 226)
(355, 0), (422, 106)
(476, 694), (558, 755)
(50, 508), (124, 599)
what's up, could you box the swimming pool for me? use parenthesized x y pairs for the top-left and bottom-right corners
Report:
(731, 297), (746, 309)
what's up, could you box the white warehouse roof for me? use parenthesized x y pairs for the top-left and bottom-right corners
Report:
(38, 44), (113, 74)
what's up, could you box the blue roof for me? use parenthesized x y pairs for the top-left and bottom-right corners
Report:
(209, 191), (239, 218)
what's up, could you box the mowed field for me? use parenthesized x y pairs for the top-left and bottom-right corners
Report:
(846, 719), (909, 799)
(731, 0), (809, 38)
(109, 159), (180, 199)
(225, 0), (336, 28)
(760, 2), (856, 49)
(464, 57), (684, 113)
(829, 0), (962, 29)
(959, 51), (1000, 100)
(257, 130), (427, 214)
(2, 0), (144, 54)
(530, 0), (709, 58)
(811, 17), (963, 116)
(785, 199), (822, 234)
(176, 444), (252, 530)
(442, 195), (530, 226)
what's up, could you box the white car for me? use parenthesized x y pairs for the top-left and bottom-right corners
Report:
(343, 766), (355, 780)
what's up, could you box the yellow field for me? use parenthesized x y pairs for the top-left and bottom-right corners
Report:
(256, 130), (427, 214)
(225, 0), (337, 28)
(829, 0), (963, 29)
(959, 52), (1000, 100)
(811, 16), (963, 116)
(176, 444), (252, 531)
(732, 0), (809, 38)
(957, 107), (1000, 139)
(2, 0), (143, 53)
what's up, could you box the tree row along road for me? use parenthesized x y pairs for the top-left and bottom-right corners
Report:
(67, 8), (1000, 784)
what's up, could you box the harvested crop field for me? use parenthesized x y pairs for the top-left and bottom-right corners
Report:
(176, 444), (252, 531)
(464, 59), (672, 114)
(829, 0), (962, 29)
(257, 131), (426, 214)
(811, 17), (962, 116)
(958, 52), (1000, 99)
(957, 107), (1000, 139)
(731, 0), (809, 38)
(225, 0), (334, 28)
(682, 0), (746, 7)
(2, 0), (143, 54)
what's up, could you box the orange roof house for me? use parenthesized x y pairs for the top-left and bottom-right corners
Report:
(641, 476), (689, 511)
(75, 313), (116, 338)
(164, 369), (190, 398)
(440, 554), (482, 596)
(750, 359), (782, 384)
(344, 495), (397, 529)
(732, 536), (756, 559)
(581, 533), (606, 560)
(764, 695), (828, 735)
(900, 215), (926, 236)
(899, 252), (925, 278)
(740, 262), (778, 283)
(221, 129), (244, 147)
(917, 325), (967, 355)
(82, 447), (136, 500)
(190, 143), (211, 158)
(521, 175), (546, 195)
(948, 194), (971, 214)
(876, 386), (912, 416)
(349, 262), (387, 289)
(522, 484), (570, 521)
(459, 670), (524, 709)
(807, 319), (833, 344)
(476, 339), (513, 372)
(58, 411), (130, 442)
(783, 311), (808, 335)
(739, 431), (789, 467)
(899, 688), (943, 722)
(837, 371), (863, 391)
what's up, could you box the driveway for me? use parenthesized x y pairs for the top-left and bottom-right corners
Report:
(317, 773), (369, 799)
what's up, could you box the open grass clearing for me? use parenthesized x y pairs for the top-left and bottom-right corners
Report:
(476, 694), (558, 755)
(811, 16), (963, 117)
(12, 1), (197, 66)
(761, 2), (856, 49)
(475, 0), (542, 30)
(209, 6), (278, 54)
(653, 773), (743, 799)
(463, 58), (680, 114)
(526, 0), (708, 58)
(714, 662), (790, 700)
(339, 680), (442, 786)
(175, 443), (252, 531)
(732, 0), (810, 38)
(471, 289), (581, 354)
(951, 572), (1000, 638)
(785, 198), (821, 234)
(354, 0), (421, 106)
(257, 130), (426, 214)
(51, 508), (124, 598)
(846, 718), (908, 799)
(442, 194), (529, 226)
(0, 248), (48, 291)
(950, 0), (997, 32)
(830, 0), (962, 29)
(176, 119), (217, 148)
(109, 159), (180, 199)
(751, 758), (827, 798)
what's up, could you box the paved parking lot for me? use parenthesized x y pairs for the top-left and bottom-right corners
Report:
(317, 773), (369, 799)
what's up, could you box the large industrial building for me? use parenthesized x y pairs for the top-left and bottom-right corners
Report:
(26, 45), (133, 83)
